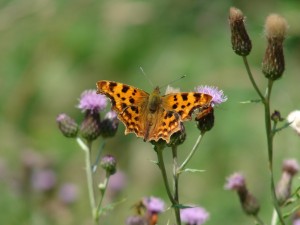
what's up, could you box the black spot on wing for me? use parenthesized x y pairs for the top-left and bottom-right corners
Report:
(181, 93), (188, 101)
(131, 106), (139, 114)
(109, 82), (117, 92)
(193, 93), (201, 103)
(121, 103), (127, 109)
(129, 98), (135, 104)
(164, 111), (173, 119)
(122, 85), (130, 93)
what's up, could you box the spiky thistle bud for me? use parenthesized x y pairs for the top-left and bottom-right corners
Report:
(271, 110), (284, 123)
(101, 111), (119, 138)
(196, 106), (214, 133)
(56, 113), (78, 138)
(100, 155), (117, 176)
(80, 111), (102, 141)
(167, 123), (186, 147)
(276, 159), (299, 205)
(262, 14), (288, 80)
(229, 7), (252, 56)
(287, 110), (300, 136)
(225, 173), (260, 216)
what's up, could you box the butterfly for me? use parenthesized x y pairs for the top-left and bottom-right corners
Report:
(96, 80), (212, 143)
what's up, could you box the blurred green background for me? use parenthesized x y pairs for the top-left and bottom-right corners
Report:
(1, 0), (300, 224)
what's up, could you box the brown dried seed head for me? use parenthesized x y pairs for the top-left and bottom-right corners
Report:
(264, 14), (288, 40)
(229, 7), (252, 56)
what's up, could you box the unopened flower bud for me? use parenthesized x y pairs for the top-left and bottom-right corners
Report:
(101, 111), (119, 138)
(56, 113), (78, 138)
(80, 111), (102, 141)
(276, 159), (299, 205)
(262, 14), (288, 80)
(196, 106), (214, 133)
(229, 7), (252, 56)
(167, 123), (186, 147)
(293, 210), (300, 225)
(225, 173), (260, 216)
(271, 110), (283, 123)
(126, 216), (147, 225)
(287, 110), (300, 136)
(100, 155), (117, 176)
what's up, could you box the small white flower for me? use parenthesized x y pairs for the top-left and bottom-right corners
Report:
(287, 110), (300, 135)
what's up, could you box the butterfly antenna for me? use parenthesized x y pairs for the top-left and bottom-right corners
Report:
(159, 75), (186, 89)
(139, 67), (154, 88)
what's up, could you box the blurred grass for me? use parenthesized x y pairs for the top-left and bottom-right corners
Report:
(1, 0), (300, 224)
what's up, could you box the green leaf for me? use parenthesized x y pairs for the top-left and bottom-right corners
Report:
(178, 168), (206, 174)
(239, 99), (261, 104)
(172, 204), (193, 209)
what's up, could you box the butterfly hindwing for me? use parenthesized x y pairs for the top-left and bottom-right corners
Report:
(148, 109), (181, 143)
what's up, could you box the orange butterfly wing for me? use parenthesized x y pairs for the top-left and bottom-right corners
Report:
(96, 80), (149, 139)
(162, 92), (212, 121)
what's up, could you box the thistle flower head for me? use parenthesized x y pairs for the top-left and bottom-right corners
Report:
(287, 110), (300, 136)
(142, 196), (165, 214)
(59, 183), (78, 205)
(100, 155), (117, 176)
(32, 169), (57, 192)
(276, 159), (299, 205)
(283, 159), (300, 176)
(77, 90), (107, 113)
(165, 85), (180, 94)
(195, 106), (214, 133)
(101, 111), (119, 138)
(56, 113), (78, 138)
(264, 14), (288, 41)
(180, 206), (210, 225)
(224, 172), (246, 191)
(167, 123), (186, 147)
(262, 14), (288, 80)
(293, 210), (300, 225)
(195, 85), (227, 107)
(229, 7), (252, 56)
(225, 172), (260, 215)
(80, 111), (102, 141)
(126, 216), (147, 225)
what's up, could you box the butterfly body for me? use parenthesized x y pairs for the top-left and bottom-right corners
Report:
(96, 80), (212, 143)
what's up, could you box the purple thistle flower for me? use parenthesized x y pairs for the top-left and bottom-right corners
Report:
(224, 172), (245, 190)
(100, 154), (117, 176)
(31, 169), (57, 192)
(283, 159), (299, 175)
(180, 206), (210, 225)
(126, 216), (147, 225)
(294, 219), (300, 225)
(59, 183), (78, 204)
(108, 171), (127, 194)
(77, 90), (107, 112)
(195, 85), (227, 107)
(143, 196), (165, 214)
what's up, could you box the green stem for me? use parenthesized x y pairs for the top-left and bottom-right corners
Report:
(253, 214), (265, 225)
(242, 56), (264, 101)
(95, 174), (110, 221)
(76, 138), (97, 222)
(242, 56), (285, 224)
(172, 146), (181, 225)
(264, 80), (285, 225)
(155, 145), (181, 225)
(179, 133), (204, 172)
